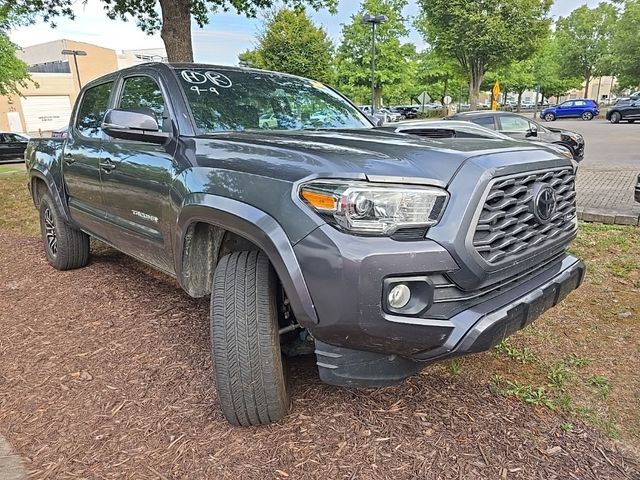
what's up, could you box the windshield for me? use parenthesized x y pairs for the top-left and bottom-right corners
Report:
(175, 68), (372, 134)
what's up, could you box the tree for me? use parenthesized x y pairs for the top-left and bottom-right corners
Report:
(238, 9), (334, 83)
(4, 0), (336, 62)
(489, 61), (535, 110)
(531, 37), (582, 101)
(0, 8), (30, 95)
(612, 0), (640, 89)
(555, 3), (618, 98)
(415, 0), (552, 108)
(415, 50), (466, 106)
(334, 0), (416, 107)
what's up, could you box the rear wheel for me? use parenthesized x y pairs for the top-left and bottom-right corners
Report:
(210, 251), (290, 426)
(629, 120), (635, 124)
(582, 111), (594, 121)
(544, 113), (556, 122)
(38, 194), (90, 270)
(610, 112), (621, 124)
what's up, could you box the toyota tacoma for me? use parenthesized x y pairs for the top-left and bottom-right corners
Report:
(26, 63), (585, 426)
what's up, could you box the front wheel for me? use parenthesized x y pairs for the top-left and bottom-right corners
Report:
(39, 194), (90, 270)
(582, 111), (594, 121)
(210, 251), (290, 426)
(610, 112), (621, 124)
(544, 113), (556, 122)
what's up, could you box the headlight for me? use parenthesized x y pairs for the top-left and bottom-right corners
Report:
(299, 180), (448, 236)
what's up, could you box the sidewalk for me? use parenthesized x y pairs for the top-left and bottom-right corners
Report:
(576, 169), (640, 226)
(0, 435), (26, 480)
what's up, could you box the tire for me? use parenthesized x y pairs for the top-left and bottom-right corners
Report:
(582, 111), (594, 121)
(39, 194), (90, 270)
(610, 112), (621, 124)
(544, 113), (556, 122)
(210, 251), (289, 426)
(628, 120), (635, 124)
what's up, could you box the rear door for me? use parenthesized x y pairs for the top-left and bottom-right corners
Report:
(628, 100), (640, 120)
(99, 74), (177, 274)
(469, 115), (497, 130)
(63, 80), (115, 235)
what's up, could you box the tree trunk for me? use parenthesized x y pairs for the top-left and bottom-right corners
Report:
(583, 70), (591, 99)
(374, 86), (382, 108)
(468, 62), (484, 109)
(159, 0), (194, 62)
(517, 91), (523, 112)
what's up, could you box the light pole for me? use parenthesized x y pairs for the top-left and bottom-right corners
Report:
(361, 13), (387, 114)
(61, 49), (87, 89)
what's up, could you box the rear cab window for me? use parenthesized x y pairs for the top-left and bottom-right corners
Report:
(75, 81), (114, 139)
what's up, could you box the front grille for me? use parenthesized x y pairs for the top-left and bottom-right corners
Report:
(473, 168), (576, 264)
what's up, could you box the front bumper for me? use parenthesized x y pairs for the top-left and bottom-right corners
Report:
(294, 226), (585, 387)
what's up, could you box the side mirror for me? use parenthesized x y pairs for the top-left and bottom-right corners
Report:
(102, 109), (170, 145)
(525, 126), (538, 138)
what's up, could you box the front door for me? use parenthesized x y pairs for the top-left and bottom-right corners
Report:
(556, 101), (574, 118)
(497, 114), (533, 140)
(99, 75), (176, 274)
(63, 80), (115, 235)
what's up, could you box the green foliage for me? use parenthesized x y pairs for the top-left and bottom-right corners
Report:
(612, 0), (640, 89)
(415, 50), (466, 105)
(589, 374), (611, 399)
(447, 359), (462, 376)
(415, 0), (552, 107)
(494, 339), (539, 364)
(547, 362), (572, 390)
(334, 0), (417, 106)
(531, 38), (583, 100)
(555, 3), (618, 96)
(491, 376), (556, 409)
(0, 9), (30, 96)
(238, 9), (334, 83)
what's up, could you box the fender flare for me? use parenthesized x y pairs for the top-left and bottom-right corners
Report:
(175, 194), (319, 326)
(28, 168), (73, 224)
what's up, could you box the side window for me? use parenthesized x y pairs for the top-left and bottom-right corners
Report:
(118, 76), (168, 131)
(574, 100), (586, 107)
(499, 115), (531, 132)
(471, 116), (496, 130)
(75, 82), (114, 139)
(562, 101), (573, 107)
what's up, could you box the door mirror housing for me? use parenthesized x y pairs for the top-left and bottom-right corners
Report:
(102, 109), (170, 144)
(525, 125), (538, 138)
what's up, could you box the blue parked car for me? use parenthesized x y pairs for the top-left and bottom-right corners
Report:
(540, 99), (599, 122)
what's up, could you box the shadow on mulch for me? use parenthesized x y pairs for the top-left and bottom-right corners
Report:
(0, 233), (638, 480)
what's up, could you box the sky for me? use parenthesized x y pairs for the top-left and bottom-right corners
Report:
(9, 0), (605, 66)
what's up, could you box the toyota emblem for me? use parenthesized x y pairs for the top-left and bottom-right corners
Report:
(531, 184), (557, 223)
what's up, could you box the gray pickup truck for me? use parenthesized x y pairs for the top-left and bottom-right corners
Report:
(26, 63), (585, 426)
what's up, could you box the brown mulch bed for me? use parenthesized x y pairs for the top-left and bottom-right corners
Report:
(0, 233), (638, 479)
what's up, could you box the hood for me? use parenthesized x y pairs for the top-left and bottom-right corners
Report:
(191, 128), (561, 186)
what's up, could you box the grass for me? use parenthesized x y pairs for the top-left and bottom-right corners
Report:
(0, 164), (24, 174)
(469, 222), (640, 444)
(1, 175), (638, 447)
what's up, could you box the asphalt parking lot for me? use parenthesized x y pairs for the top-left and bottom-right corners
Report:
(536, 116), (639, 171)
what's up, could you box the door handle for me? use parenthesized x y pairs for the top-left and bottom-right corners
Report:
(63, 154), (75, 165)
(99, 158), (116, 173)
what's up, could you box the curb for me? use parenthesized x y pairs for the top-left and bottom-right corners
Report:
(0, 435), (27, 480)
(577, 208), (640, 226)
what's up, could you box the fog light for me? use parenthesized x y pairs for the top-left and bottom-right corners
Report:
(388, 284), (411, 309)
